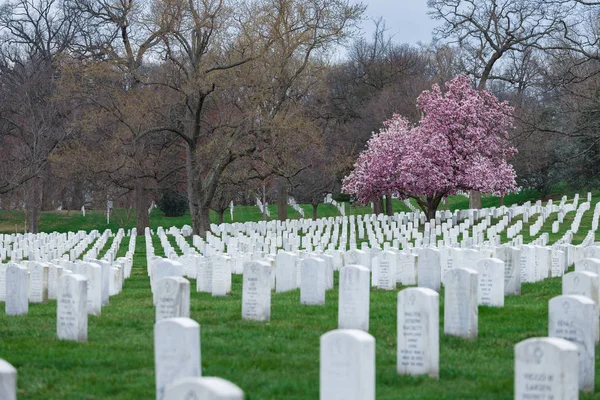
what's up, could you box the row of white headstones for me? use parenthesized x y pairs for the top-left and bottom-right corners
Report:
(145, 240), (600, 399)
(182, 196), (599, 271)
(1, 192), (599, 399)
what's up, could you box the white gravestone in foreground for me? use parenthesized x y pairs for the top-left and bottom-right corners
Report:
(29, 262), (48, 303)
(57, 273), (88, 342)
(562, 270), (600, 343)
(242, 261), (272, 322)
(77, 262), (102, 316)
(5, 264), (29, 316)
(320, 329), (375, 400)
(374, 250), (397, 290)
(275, 251), (297, 293)
(495, 246), (521, 295)
(212, 256), (232, 296)
(301, 257), (326, 305)
(397, 252), (417, 285)
(164, 377), (243, 400)
(474, 258), (504, 307)
(514, 337), (578, 400)
(548, 294), (596, 392)
(155, 277), (190, 322)
(338, 265), (370, 332)
(48, 264), (64, 300)
(0, 359), (17, 400)
(154, 317), (201, 400)
(0, 264), (6, 302)
(397, 287), (439, 378)
(444, 268), (478, 339)
(417, 248), (441, 292)
(196, 259), (212, 294)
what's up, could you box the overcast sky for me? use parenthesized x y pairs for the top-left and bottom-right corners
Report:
(360, 0), (439, 45)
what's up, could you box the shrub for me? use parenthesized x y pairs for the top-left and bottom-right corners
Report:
(157, 188), (187, 217)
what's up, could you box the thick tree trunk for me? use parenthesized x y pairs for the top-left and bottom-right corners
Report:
(312, 203), (318, 220)
(469, 190), (482, 209)
(415, 195), (443, 221)
(500, 196), (504, 206)
(373, 198), (382, 215)
(385, 194), (393, 216)
(135, 179), (149, 236)
(27, 180), (41, 233)
(186, 146), (211, 238)
(277, 176), (288, 221)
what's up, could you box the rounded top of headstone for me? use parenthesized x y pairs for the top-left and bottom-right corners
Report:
(515, 336), (578, 353)
(165, 377), (244, 399)
(155, 317), (200, 329)
(549, 294), (595, 307)
(344, 264), (370, 273)
(0, 359), (17, 374)
(320, 329), (374, 344)
(398, 287), (439, 300)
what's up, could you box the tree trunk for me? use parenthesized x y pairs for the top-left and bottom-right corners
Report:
(415, 195), (443, 221)
(469, 190), (482, 209)
(385, 194), (393, 216)
(186, 145), (211, 238)
(373, 198), (382, 215)
(135, 179), (149, 236)
(218, 210), (225, 224)
(277, 176), (288, 221)
(312, 203), (318, 220)
(500, 195), (504, 207)
(27, 179), (41, 233)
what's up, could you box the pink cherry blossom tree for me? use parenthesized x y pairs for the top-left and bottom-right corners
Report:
(342, 75), (517, 219)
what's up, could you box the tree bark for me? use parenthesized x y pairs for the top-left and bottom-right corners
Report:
(312, 203), (318, 220)
(135, 179), (149, 236)
(27, 179), (41, 233)
(277, 176), (288, 221)
(186, 145), (211, 238)
(218, 210), (225, 224)
(414, 195), (443, 221)
(385, 194), (393, 216)
(469, 190), (482, 209)
(373, 198), (382, 215)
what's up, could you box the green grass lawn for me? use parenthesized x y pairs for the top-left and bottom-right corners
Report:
(0, 239), (592, 399)
(1, 190), (600, 398)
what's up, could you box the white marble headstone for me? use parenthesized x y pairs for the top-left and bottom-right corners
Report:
(275, 251), (297, 293)
(5, 264), (28, 316)
(548, 294), (596, 391)
(164, 377), (243, 400)
(417, 248), (441, 292)
(495, 246), (521, 295)
(0, 359), (16, 400)
(300, 257), (325, 305)
(514, 337), (578, 400)
(338, 265), (370, 331)
(474, 258), (504, 307)
(443, 268), (478, 339)
(242, 261), (272, 322)
(155, 277), (190, 322)
(397, 287), (439, 378)
(154, 317), (201, 400)
(57, 273), (88, 342)
(320, 329), (375, 400)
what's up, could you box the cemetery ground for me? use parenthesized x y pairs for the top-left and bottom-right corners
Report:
(1, 188), (599, 399)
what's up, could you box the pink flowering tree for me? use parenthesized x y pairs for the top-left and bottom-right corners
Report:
(342, 75), (517, 219)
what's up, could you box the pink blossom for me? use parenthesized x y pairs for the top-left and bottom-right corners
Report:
(342, 75), (517, 207)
